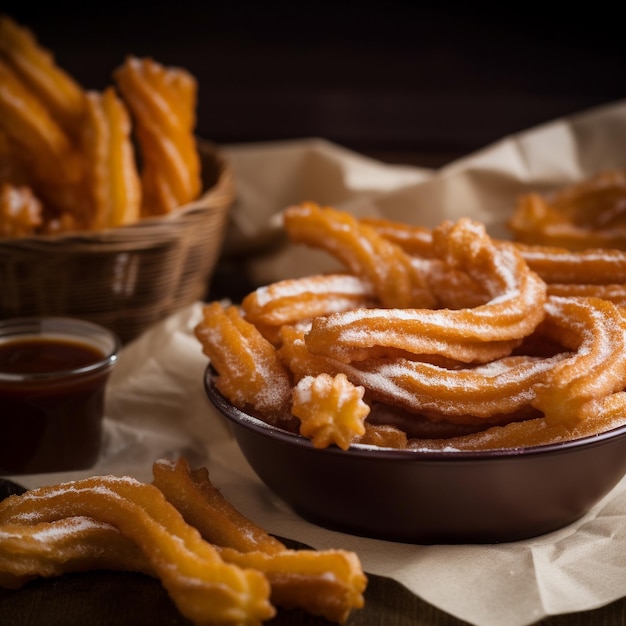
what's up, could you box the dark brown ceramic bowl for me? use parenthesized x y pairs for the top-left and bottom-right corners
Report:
(204, 367), (626, 544)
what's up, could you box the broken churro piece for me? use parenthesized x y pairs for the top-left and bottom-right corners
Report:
(291, 373), (370, 450)
(218, 547), (367, 624)
(0, 182), (42, 237)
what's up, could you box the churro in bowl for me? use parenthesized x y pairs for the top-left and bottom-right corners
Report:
(197, 203), (626, 543)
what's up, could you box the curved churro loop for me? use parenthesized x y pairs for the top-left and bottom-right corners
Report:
(82, 88), (141, 229)
(0, 15), (86, 134)
(279, 326), (563, 425)
(283, 203), (436, 308)
(0, 476), (274, 626)
(114, 56), (201, 216)
(241, 273), (378, 328)
(531, 296), (626, 425)
(408, 392), (626, 452)
(304, 218), (547, 364)
(194, 301), (293, 421)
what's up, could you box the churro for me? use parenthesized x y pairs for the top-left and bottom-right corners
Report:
(279, 326), (563, 426)
(114, 56), (201, 216)
(283, 202), (436, 308)
(508, 170), (626, 249)
(0, 57), (79, 186)
(82, 87), (141, 229)
(0, 475), (274, 626)
(153, 458), (367, 624)
(194, 301), (293, 422)
(303, 217), (546, 364)
(0, 15), (85, 135)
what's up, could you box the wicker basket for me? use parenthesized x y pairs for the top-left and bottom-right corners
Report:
(0, 140), (236, 344)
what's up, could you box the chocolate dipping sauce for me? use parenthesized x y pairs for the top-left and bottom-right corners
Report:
(0, 318), (119, 475)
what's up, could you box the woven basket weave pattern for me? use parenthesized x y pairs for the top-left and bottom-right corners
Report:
(0, 141), (235, 343)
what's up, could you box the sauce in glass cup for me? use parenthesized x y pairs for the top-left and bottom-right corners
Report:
(0, 317), (120, 475)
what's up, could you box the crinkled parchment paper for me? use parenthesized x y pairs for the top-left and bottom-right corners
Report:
(14, 99), (626, 626)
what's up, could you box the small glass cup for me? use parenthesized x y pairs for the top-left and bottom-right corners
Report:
(0, 317), (120, 475)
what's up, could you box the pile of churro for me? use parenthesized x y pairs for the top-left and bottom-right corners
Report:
(0, 15), (202, 237)
(0, 457), (367, 625)
(195, 201), (626, 452)
(509, 169), (626, 250)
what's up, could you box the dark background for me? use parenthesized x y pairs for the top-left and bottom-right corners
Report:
(4, 1), (626, 168)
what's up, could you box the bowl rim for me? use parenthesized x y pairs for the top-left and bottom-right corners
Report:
(204, 365), (626, 461)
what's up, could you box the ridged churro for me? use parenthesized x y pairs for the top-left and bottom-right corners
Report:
(0, 458), (368, 624)
(303, 217), (546, 364)
(0, 474), (274, 626)
(153, 458), (367, 624)
(283, 202), (436, 308)
(82, 87), (141, 229)
(194, 301), (293, 422)
(114, 56), (201, 216)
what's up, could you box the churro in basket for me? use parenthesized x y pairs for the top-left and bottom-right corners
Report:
(114, 56), (202, 217)
(0, 15), (235, 343)
(0, 14), (207, 235)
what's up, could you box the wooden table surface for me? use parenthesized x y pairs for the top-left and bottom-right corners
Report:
(2, 3), (626, 623)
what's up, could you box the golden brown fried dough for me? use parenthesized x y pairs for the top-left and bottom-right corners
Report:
(0, 475), (274, 626)
(291, 373), (370, 449)
(82, 87), (141, 228)
(0, 15), (86, 134)
(283, 202), (436, 308)
(195, 301), (293, 421)
(153, 458), (367, 624)
(114, 56), (201, 216)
